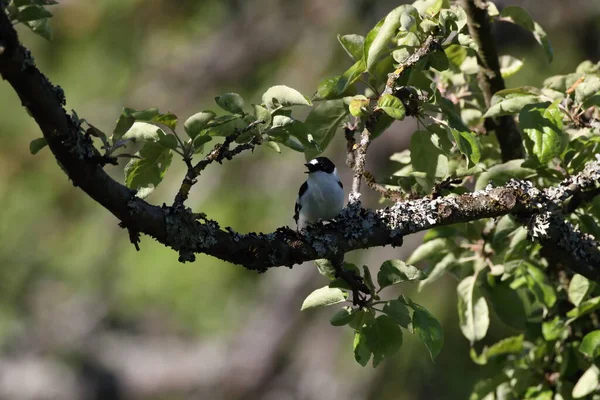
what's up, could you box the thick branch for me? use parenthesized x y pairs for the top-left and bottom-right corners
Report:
(2, 9), (599, 282)
(461, 0), (524, 161)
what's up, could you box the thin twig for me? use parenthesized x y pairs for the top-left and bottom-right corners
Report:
(349, 128), (371, 203)
(363, 170), (406, 201)
(173, 121), (262, 207)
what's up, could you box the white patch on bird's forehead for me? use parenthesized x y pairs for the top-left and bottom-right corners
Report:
(309, 159), (319, 165)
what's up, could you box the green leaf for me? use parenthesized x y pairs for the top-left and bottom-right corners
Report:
(363, 315), (403, 367)
(350, 309), (375, 331)
(262, 85), (311, 110)
(330, 306), (357, 326)
(413, 0), (444, 15)
(184, 111), (216, 139)
(124, 142), (173, 198)
(471, 335), (524, 365)
(314, 259), (336, 279)
(542, 316), (565, 341)
(429, 50), (449, 72)
(215, 93), (245, 115)
(29, 137), (47, 154)
(152, 112), (178, 131)
(418, 253), (456, 291)
(407, 238), (450, 264)
(315, 76), (353, 101)
(300, 286), (346, 310)
(122, 122), (165, 142)
(202, 115), (247, 137)
(569, 274), (595, 306)
(377, 94), (406, 120)
(25, 17), (51, 40)
(362, 265), (376, 294)
(519, 102), (566, 164)
(348, 95), (370, 117)
(436, 98), (481, 165)
(364, 6), (418, 72)
(252, 104), (272, 129)
(336, 59), (366, 96)
(580, 331), (600, 359)
(382, 299), (411, 328)
(411, 302), (444, 360)
(353, 330), (371, 366)
(377, 260), (425, 289)
(575, 75), (600, 104)
(304, 100), (348, 160)
(449, 127), (481, 166)
(500, 6), (553, 62)
(279, 136), (305, 153)
(192, 134), (212, 153)
(572, 365), (600, 398)
(113, 108), (136, 141)
(410, 130), (449, 191)
(369, 113), (394, 139)
(445, 44), (467, 67)
(567, 296), (600, 319)
(483, 87), (541, 118)
(337, 34), (364, 61)
(524, 263), (557, 308)
(156, 130), (178, 150)
(15, 5), (52, 22)
(457, 275), (489, 344)
(499, 55), (524, 78)
(486, 280), (528, 330)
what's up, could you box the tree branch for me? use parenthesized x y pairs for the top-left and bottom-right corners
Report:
(461, 0), (525, 161)
(2, 8), (599, 282)
(173, 122), (261, 207)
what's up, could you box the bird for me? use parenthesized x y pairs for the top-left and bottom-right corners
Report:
(294, 156), (345, 230)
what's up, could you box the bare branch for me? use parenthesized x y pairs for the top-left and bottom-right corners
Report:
(173, 122), (261, 207)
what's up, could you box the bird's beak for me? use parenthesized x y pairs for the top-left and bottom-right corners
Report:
(304, 163), (312, 174)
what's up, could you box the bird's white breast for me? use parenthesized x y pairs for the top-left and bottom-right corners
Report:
(300, 171), (344, 225)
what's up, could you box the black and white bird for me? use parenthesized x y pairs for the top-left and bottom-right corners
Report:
(294, 157), (345, 230)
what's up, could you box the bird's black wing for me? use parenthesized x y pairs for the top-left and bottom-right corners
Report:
(338, 180), (343, 189)
(294, 181), (308, 224)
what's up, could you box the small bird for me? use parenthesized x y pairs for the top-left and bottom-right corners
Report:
(294, 157), (345, 230)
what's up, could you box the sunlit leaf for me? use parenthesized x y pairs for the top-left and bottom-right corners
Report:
(519, 101), (566, 164)
(572, 365), (600, 398)
(124, 142), (173, 198)
(215, 93), (245, 115)
(457, 275), (489, 343)
(580, 331), (600, 359)
(337, 34), (365, 61)
(301, 286), (346, 310)
(184, 111), (216, 139)
(262, 85), (312, 110)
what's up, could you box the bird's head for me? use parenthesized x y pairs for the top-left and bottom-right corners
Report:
(304, 157), (337, 175)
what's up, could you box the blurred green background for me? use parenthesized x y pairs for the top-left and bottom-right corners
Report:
(1, 1), (599, 399)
